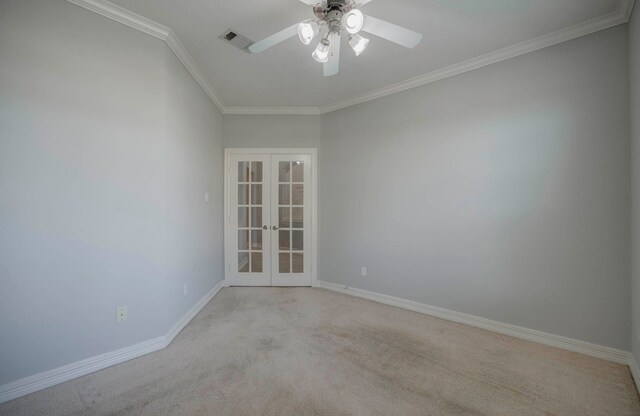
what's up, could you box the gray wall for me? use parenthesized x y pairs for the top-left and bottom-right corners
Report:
(0, 0), (634, 390)
(223, 114), (321, 149)
(631, 8), (640, 362)
(0, 0), (224, 385)
(320, 25), (631, 350)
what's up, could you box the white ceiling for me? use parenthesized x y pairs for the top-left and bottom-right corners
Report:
(107, 0), (631, 110)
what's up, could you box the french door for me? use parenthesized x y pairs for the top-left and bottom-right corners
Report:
(226, 151), (314, 286)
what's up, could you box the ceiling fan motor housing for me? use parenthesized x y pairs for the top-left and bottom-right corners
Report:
(315, 0), (351, 20)
(326, 0), (348, 10)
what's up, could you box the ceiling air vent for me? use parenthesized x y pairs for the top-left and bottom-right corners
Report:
(219, 29), (253, 53)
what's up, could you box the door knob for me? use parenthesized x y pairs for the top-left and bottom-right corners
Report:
(272, 225), (279, 230)
(262, 225), (268, 230)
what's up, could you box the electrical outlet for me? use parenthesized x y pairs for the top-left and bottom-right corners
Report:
(116, 306), (128, 323)
(361, 267), (367, 277)
(183, 283), (188, 296)
(204, 192), (210, 202)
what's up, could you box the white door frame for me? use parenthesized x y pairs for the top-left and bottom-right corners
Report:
(224, 148), (318, 287)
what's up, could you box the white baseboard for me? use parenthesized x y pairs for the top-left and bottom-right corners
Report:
(0, 280), (225, 404)
(630, 356), (640, 390)
(165, 281), (223, 344)
(318, 280), (631, 365)
(3, 280), (635, 403)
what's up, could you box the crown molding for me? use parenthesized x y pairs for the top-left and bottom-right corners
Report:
(223, 107), (322, 115)
(624, 0), (637, 20)
(66, 0), (168, 39)
(165, 31), (225, 110)
(318, 0), (635, 114)
(67, 0), (633, 116)
(66, 0), (225, 112)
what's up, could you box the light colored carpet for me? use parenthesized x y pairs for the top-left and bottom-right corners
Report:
(1, 287), (639, 415)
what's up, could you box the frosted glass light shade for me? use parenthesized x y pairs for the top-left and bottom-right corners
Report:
(348, 33), (369, 56)
(298, 21), (320, 45)
(342, 9), (364, 34)
(312, 38), (330, 63)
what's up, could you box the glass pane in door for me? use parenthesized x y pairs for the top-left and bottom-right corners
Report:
(292, 161), (304, 182)
(238, 185), (249, 205)
(291, 230), (303, 251)
(279, 252), (290, 273)
(238, 162), (250, 183)
(238, 252), (249, 273)
(251, 230), (262, 250)
(251, 207), (262, 228)
(292, 184), (303, 206)
(279, 230), (290, 250)
(251, 252), (263, 273)
(279, 162), (290, 182)
(251, 184), (262, 205)
(238, 207), (248, 228)
(251, 162), (263, 182)
(278, 207), (290, 228)
(292, 253), (304, 273)
(238, 230), (249, 250)
(278, 184), (290, 205)
(291, 208), (303, 228)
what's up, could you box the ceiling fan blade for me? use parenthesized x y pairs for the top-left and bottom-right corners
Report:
(362, 15), (422, 48)
(355, 0), (373, 6)
(324, 32), (341, 77)
(248, 23), (299, 53)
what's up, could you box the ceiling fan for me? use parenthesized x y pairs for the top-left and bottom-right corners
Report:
(248, 0), (423, 77)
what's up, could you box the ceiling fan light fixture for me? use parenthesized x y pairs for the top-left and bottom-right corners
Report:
(312, 38), (331, 63)
(348, 33), (369, 56)
(342, 9), (364, 34)
(248, 0), (423, 76)
(297, 20), (320, 45)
